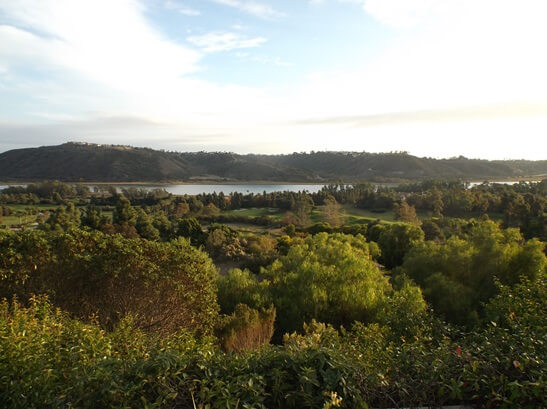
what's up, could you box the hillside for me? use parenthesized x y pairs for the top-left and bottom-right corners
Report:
(0, 142), (545, 182)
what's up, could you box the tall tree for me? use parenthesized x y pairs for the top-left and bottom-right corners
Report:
(323, 195), (345, 227)
(394, 200), (420, 225)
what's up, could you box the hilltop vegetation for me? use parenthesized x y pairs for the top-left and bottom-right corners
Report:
(0, 142), (546, 182)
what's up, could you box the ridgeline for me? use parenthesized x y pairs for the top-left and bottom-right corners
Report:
(0, 142), (545, 182)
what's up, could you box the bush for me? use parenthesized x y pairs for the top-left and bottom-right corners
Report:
(399, 220), (547, 326)
(1, 292), (544, 408)
(216, 304), (276, 353)
(0, 229), (219, 335)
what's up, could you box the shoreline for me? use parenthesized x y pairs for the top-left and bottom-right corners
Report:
(0, 176), (544, 186)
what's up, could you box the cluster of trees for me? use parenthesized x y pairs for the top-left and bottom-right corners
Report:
(218, 233), (425, 338)
(35, 193), (547, 326)
(4, 179), (544, 239)
(0, 181), (91, 204)
(319, 180), (547, 239)
(397, 220), (546, 326)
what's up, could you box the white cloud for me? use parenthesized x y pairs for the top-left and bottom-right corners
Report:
(251, 55), (293, 67)
(360, 0), (441, 28)
(164, 0), (201, 16)
(0, 0), (201, 93)
(187, 32), (267, 52)
(0, 0), (274, 128)
(212, 0), (283, 19)
(0, 0), (546, 159)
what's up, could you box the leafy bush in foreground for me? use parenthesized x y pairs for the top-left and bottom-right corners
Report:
(2, 275), (543, 408)
(216, 304), (276, 353)
(0, 229), (219, 334)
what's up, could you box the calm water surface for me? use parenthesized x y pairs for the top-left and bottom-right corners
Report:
(111, 184), (327, 195)
(0, 181), (540, 195)
(0, 183), (325, 194)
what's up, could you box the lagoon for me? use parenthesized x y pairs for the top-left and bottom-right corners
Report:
(0, 180), (540, 196)
(108, 184), (327, 195)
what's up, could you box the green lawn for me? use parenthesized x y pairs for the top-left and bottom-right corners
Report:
(311, 205), (400, 225)
(6, 204), (59, 211)
(1, 204), (59, 227)
(1, 215), (33, 226)
(222, 205), (401, 227)
(222, 207), (285, 220)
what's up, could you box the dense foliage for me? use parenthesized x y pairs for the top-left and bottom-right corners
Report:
(0, 229), (218, 334)
(398, 220), (546, 325)
(1, 276), (544, 408)
(0, 179), (545, 407)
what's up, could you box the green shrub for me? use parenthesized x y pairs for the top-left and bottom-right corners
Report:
(400, 220), (547, 326)
(0, 229), (219, 335)
(0, 296), (206, 409)
(216, 304), (276, 353)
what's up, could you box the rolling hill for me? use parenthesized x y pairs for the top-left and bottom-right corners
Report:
(0, 142), (545, 182)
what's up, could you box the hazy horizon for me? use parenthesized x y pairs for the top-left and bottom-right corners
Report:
(1, 1), (547, 159)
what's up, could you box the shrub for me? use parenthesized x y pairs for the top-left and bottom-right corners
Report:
(216, 304), (276, 353)
(0, 229), (219, 335)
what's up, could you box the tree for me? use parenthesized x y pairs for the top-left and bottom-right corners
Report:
(152, 212), (172, 240)
(394, 200), (420, 225)
(428, 188), (444, 217)
(262, 233), (417, 335)
(323, 195), (345, 227)
(135, 208), (160, 241)
(176, 217), (205, 246)
(202, 202), (220, 217)
(375, 223), (424, 269)
(112, 195), (136, 226)
(399, 220), (547, 326)
(293, 197), (313, 227)
(40, 202), (80, 232)
(81, 204), (103, 230)
(173, 201), (190, 218)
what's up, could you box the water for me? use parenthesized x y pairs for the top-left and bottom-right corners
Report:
(1, 183), (325, 195)
(0, 184), (25, 191)
(1, 181), (541, 195)
(466, 180), (538, 188)
(98, 184), (327, 195)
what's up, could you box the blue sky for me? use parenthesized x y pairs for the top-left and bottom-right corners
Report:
(0, 0), (546, 159)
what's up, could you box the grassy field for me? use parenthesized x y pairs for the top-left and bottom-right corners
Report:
(1, 205), (51, 227)
(309, 205), (402, 225)
(221, 205), (402, 226)
(0, 204), (59, 227)
(5, 204), (59, 212)
(222, 207), (285, 220)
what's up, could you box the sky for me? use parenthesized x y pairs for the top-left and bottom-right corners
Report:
(0, 0), (546, 159)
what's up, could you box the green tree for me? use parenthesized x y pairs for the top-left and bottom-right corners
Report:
(40, 202), (80, 231)
(323, 195), (345, 227)
(112, 195), (136, 226)
(400, 220), (546, 326)
(263, 233), (411, 335)
(135, 208), (160, 241)
(176, 217), (205, 246)
(81, 204), (103, 230)
(394, 199), (420, 225)
(376, 223), (424, 269)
